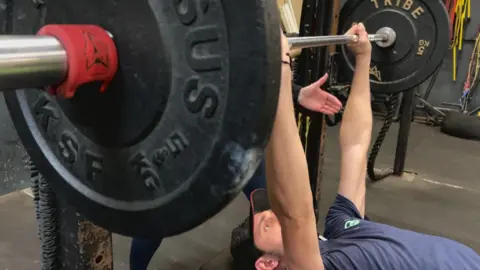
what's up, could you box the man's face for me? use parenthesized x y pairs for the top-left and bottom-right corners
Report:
(253, 210), (284, 254)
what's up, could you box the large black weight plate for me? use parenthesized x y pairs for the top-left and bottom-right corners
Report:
(4, 0), (281, 238)
(339, 0), (449, 93)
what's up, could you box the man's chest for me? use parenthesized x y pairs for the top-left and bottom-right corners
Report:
(320, 235), (480, 270)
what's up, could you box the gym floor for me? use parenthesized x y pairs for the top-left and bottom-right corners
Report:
(0, 121), (479, 269)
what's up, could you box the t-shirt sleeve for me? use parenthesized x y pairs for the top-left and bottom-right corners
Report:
(291, 84), (309, 114)
(292, 84), (302, 102)
(323, 194), (364, 239)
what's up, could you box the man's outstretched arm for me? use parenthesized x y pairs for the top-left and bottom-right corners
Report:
(265, 31), (324, 270)
(337, 23), (372, 218)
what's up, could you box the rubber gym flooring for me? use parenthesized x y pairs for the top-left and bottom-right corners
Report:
(0, 121), (479, 269)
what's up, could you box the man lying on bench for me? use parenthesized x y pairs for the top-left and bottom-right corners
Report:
(230, 23), (480, 270)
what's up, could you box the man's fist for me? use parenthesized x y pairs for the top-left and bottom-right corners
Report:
(345, 23), (372, 59)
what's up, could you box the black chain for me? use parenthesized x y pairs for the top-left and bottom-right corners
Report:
(29, 159), (59, 270)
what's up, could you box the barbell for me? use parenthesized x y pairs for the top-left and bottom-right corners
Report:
(2, 0), (448, 238)
(0, 28), (395, 94)
(288, 27), (396, 49)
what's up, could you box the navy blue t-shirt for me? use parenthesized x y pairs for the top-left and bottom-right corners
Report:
(319, 195), (480, 269)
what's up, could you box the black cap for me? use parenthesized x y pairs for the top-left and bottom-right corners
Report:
(250, 188), (271, 214)
(230, 189), (271, 269)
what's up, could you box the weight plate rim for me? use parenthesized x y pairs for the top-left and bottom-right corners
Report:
(338, 0), (450, 93)
(4, 0), (281, 238)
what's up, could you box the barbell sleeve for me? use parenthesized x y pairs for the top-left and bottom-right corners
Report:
(0, 25), (117, 98)
(0, 35), (67, 90)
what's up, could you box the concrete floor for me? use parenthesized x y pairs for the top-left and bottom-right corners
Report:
(0, 122), (479, 269)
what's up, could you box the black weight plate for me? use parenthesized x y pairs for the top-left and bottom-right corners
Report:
(339, 0), (449, 93)
(4, 0), (281, 238)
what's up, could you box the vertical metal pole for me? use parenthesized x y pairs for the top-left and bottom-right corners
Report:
(301, 0), (336, 222)
(294, 0), (318, 221)
(305, 1), (326, 222)
(328, 0), (342, 54)
(56, 197), (113, 269)
(310, 0), (332, 80)
(313, 0), (341, 211)
(310, 114), (326, 217)
(393, 88), (416, 175)
(294, 0), (316, 87)
(295, 0), (318, 220)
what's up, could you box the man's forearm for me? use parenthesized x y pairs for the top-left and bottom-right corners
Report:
(266, 78), (322, 269)
(337, 56), (372, 215)
(340, 57), (372, 148)
(266, 91), (313, 219)
(274, 32), (324, 269)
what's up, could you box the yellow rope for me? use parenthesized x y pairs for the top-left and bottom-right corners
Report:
(469, 34), (480, 86)
(452, 0), (471, 81)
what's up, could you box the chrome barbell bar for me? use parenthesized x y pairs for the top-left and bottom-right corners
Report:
(288, 27), (397, 50)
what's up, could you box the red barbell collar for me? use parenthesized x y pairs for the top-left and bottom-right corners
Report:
(37, 24), (118, 99)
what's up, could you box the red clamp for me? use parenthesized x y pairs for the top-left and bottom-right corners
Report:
(37, 25), (118, 99)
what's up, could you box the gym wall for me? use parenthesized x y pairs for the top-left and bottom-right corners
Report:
(418, 1), (480, 111)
